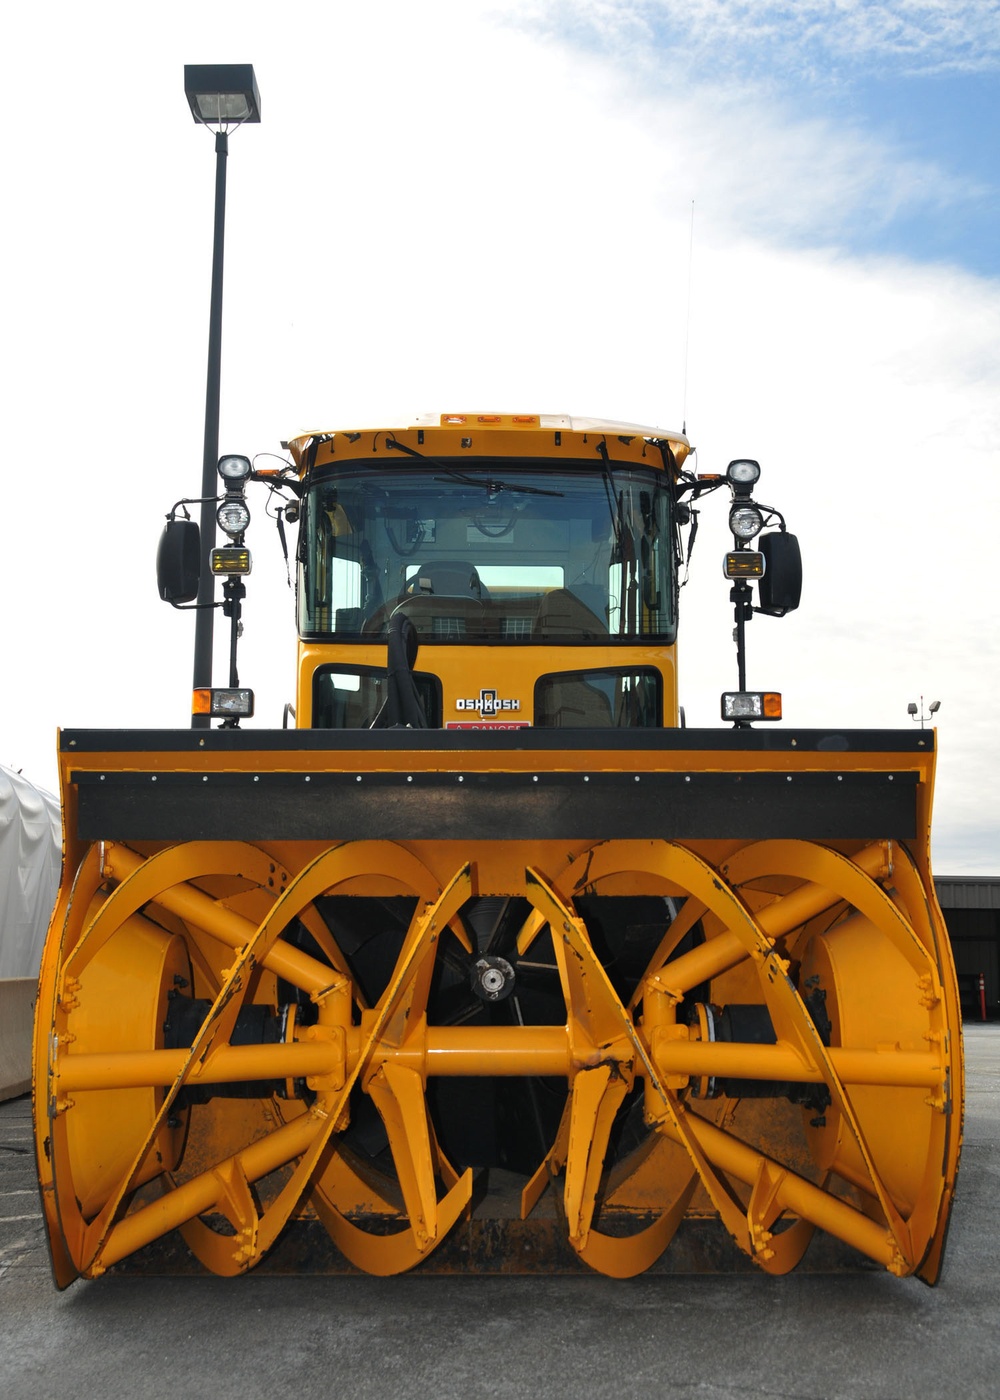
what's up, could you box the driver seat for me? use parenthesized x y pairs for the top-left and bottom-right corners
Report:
(405, 562), (489, 600)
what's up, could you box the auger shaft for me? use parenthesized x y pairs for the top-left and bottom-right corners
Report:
(54, 1029), (943, 1093)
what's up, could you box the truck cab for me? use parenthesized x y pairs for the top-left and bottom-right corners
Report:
(290, 414), (690, 732)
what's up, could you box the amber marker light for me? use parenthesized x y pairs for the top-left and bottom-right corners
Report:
(193, 688), (255, 718)
(724, 551), (765, 579)
(211, 547), (251, 575)
(721, 691), (782, 722)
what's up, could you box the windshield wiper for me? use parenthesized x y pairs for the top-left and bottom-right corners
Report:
(433, 470), (563, 498)
(384, 436), (563, 496)
(596, 438), (624, 554)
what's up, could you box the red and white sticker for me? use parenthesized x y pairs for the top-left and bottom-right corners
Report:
(446, 721), (531, 730)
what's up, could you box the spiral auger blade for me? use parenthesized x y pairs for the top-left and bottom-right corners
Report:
(534, 835), (962, 1281)
(515, 866), (699, 1278)
(34, 837), (474, 1283)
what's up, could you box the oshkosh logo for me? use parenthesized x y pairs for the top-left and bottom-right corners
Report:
(455, 688), (521, 717)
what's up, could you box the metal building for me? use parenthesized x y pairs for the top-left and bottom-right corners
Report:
(935, 877), (1000, 1020)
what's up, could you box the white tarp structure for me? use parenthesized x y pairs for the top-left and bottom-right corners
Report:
(0, 766), (60, 977)
(1, 766), (61, 1100)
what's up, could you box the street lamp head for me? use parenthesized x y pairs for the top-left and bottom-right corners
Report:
(907, 703), (918, 716)
(929, 700), (941, 715)
(184, 64), (261, 126)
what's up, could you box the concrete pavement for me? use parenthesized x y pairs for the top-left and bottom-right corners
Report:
(2, 1027), (998, 1400)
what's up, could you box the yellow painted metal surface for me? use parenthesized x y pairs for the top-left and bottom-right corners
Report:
(285, 419), (692, 473)
(295, 641), (680, 731)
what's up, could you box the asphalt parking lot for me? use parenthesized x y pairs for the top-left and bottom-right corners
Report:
(3, 1026), (998, 1400)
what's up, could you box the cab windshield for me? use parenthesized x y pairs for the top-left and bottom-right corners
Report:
(297, 461), (676, 643)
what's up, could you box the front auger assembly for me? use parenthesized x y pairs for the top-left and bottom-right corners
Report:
(34, 733), (962, 1286)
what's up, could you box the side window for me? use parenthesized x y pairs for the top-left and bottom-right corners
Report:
(312, 666), (442, 728)
(297, 490), (367, 635)
(330, 556), (363, 632)
(534, 668), (661, 728)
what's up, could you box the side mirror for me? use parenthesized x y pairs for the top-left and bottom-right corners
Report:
(157, 518), (201, 604)
(757, 532), (801, 616)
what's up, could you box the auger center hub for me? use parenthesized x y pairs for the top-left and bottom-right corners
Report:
(472, 956), (515, 1003)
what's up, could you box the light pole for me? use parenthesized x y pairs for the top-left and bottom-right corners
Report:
(183, 64), (261, 728)
(907, 696), (941, 729)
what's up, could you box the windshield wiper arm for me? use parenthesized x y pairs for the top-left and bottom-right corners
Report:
(596, 438), (624, 553)
(384, 435), (434, 463)
(433, 470), (563, 498)
(383, 435), (563, 496)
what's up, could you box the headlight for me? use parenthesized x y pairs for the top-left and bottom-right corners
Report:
(729, 503), (764, 540)
(726, 459), (760, 488)
(721, 691), (782, 721)
(192, 687), (255, 718)
(217, 499), (251, 536)
(218, 454), (252, 485)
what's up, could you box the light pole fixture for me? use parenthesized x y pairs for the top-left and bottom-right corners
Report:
(183, 63), (260, 727)
(184, 65), (261, 126)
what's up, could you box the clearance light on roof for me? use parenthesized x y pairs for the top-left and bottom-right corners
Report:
(440, 413), (541, 428)
(721, 692), (782, 722)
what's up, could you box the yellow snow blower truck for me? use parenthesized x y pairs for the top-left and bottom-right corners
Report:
(34, 414), (961, 1285)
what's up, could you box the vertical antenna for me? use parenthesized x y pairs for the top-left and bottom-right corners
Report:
(682, 200), (695, 437)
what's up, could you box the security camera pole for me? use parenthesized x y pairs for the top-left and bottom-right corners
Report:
(907, 696), (941, 730)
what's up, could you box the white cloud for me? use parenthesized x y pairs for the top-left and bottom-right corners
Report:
(528, 1), (1000, 76)
(631, 86), (971, 250)
(505, 0), (993, 264)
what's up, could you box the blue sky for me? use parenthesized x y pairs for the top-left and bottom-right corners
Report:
(532, 0), (1000, 276)
(843, 70), (998, 274)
